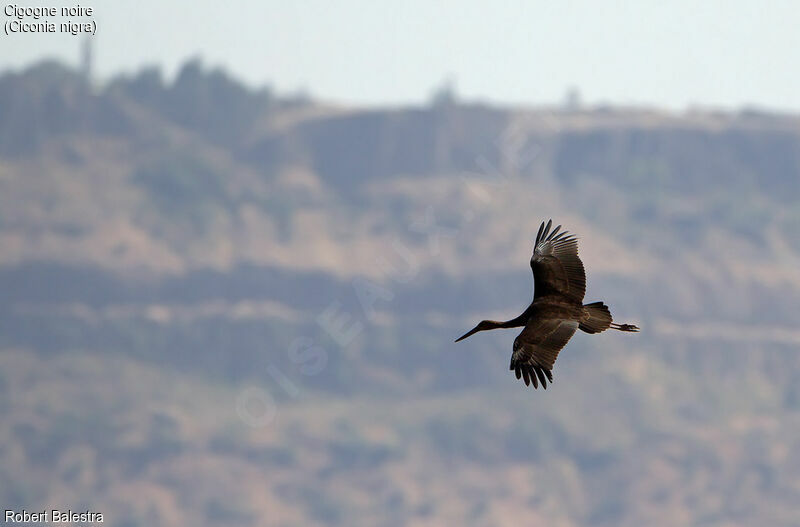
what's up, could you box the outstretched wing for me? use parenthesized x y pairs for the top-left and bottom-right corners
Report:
(530, 219), (586, 302)
(510, 318), (578, 389)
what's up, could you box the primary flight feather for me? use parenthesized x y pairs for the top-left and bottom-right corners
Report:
(455, 220), (639, 389)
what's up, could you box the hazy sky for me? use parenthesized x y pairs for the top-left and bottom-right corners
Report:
(3, 0), (800, 110)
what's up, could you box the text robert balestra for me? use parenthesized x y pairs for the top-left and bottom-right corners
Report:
(5, 509), (104, 523)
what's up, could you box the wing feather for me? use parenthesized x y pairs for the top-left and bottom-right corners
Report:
(510, 319), (578, 389)
(530, 220), (586, 302)
(521, 367), (531, 386)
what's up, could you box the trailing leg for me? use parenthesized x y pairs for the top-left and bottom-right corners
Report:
(610, 322), (639, 332)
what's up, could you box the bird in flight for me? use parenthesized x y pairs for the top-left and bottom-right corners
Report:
(455, 220), (639, 389)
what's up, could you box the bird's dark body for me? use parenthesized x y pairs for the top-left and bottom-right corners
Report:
(455, 220), (639, 389)
(525, 299), (584, 323)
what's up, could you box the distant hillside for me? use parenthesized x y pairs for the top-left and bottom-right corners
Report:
(2, 60), (800, 526)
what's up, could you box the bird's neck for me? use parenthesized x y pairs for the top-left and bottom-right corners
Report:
(494, 313), (527, 329)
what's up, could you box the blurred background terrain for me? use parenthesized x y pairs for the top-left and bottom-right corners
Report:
(1, 57), (800, 526)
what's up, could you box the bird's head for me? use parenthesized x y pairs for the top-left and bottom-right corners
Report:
(454, 320), (496, 342)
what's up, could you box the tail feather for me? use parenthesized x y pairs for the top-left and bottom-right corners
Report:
(579, 301), (612, 334)
(580, 301), (640, 333)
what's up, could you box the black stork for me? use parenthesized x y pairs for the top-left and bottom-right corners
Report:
(455, 220), (639, 389)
